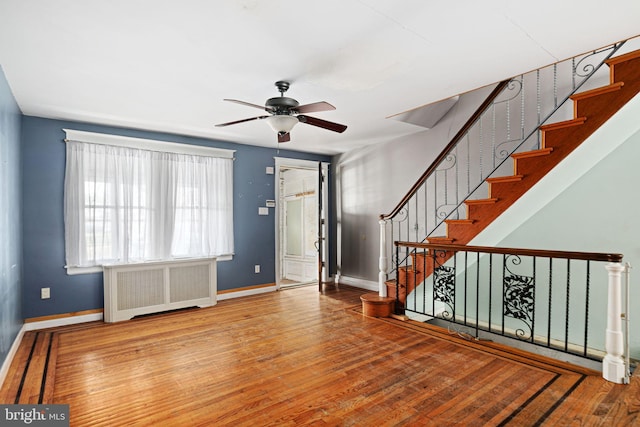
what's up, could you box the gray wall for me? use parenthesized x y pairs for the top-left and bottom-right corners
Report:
(0, 66), (22, 368)
(21, 116), (330, 319)
(334, 85), (496, 283)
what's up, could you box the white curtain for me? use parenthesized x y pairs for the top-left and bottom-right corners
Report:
(64, 141), (233, 267)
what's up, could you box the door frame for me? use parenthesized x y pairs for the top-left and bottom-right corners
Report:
(274, 157), (330, 289)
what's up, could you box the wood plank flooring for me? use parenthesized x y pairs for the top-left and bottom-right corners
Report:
(1, 284), (638, 426)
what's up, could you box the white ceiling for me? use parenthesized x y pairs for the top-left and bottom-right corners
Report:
(0, 1), (639, 155)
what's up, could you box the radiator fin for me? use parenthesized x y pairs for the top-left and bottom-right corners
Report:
(117, 269), (165, 310)
(170, 264), (211, 302)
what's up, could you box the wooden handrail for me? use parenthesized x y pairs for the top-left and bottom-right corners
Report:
(395, 241), (623, 263)
(380, 79), (511, 221)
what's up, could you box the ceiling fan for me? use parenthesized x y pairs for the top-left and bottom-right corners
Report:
(215, 81), (347, 143)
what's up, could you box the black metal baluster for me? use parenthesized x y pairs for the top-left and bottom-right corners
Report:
(547, 258), (553, 348)
(565, 259), (571, 353)
(452, 252), (457, 320)
(583, 261), (591, 357)
(466, 133), (471, 196)
(395, 244), (400, 314)
(414, 195), (419, 243)
(432, 249), (436, 317)
(521, 75), (525, 141)
(502, 253), (506, 336)
(424, 180), (428, 239)
(414, 249), (429, 313)
(464, 251), (468, 326)
(488, 253), (493, 333)
(532, 256), (537, 344)
(475, 251), (480, 337)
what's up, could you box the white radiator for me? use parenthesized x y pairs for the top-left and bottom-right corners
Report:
(103, 258), (217, 322)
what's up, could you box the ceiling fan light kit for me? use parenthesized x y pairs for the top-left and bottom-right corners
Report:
(216, 81), (347, 143)
(265, 115), (299, 134)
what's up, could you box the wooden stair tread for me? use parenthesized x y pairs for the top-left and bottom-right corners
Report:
(571, 82), (624, 101)
(486, 175), (523, 184)
(539, 116), (586, 132)
(511, 147), (553, 160)
(445, 219), (474, 225)
(465, 198), (498, 206)
(606, 48), (640, 66)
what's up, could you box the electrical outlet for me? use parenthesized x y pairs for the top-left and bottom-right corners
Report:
(254, 265), (260, 273)
(41, 287), (51, 299)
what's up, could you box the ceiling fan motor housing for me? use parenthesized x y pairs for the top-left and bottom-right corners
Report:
(266, 96), (299, 114)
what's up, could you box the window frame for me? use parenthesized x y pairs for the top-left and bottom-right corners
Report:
(63, 129), (235, 275)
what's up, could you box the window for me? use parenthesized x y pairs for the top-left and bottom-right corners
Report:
(63, 130), (234, 273)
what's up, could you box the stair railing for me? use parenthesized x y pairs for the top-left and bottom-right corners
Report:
(395, 241), (630, 383)
(377, 41), (626, 297)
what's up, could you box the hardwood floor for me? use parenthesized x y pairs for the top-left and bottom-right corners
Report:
(1, 284), (639, 426)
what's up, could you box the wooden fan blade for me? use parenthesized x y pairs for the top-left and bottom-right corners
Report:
(297, 115), (347, 133)
(278, 132), (291, 143)
(215, 116), (268, 127)
(294, 101), (336, 114)
(223, 99), (273, 112)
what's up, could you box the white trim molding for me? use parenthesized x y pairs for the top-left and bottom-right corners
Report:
(0, 325), (26, 389)
(338, 275), (379, 292)
(24, 312), (104, 331)
(217, 285), (278, 301)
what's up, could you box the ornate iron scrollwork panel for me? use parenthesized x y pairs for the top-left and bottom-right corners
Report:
(503, 255), (534, 340)
(433, 261), (455, 320)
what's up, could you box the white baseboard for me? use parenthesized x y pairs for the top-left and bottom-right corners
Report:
(24, 312), (104, 331)
(217, 285), (278, 301)
(338, 276), (379, 292)
(0, 324), (26, 390)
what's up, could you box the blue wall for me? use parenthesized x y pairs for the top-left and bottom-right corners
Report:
(0, 66), (22, 368)
(21, 116), (330, 319)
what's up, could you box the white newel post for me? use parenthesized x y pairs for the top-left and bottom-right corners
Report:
(603, 262), (626, 383)
(378, 219), (388, 297)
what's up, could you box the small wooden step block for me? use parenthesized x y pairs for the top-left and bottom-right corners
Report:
(360, 293), (395, 318)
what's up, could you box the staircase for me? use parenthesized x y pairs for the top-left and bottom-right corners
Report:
(385, 48), (640, 304)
